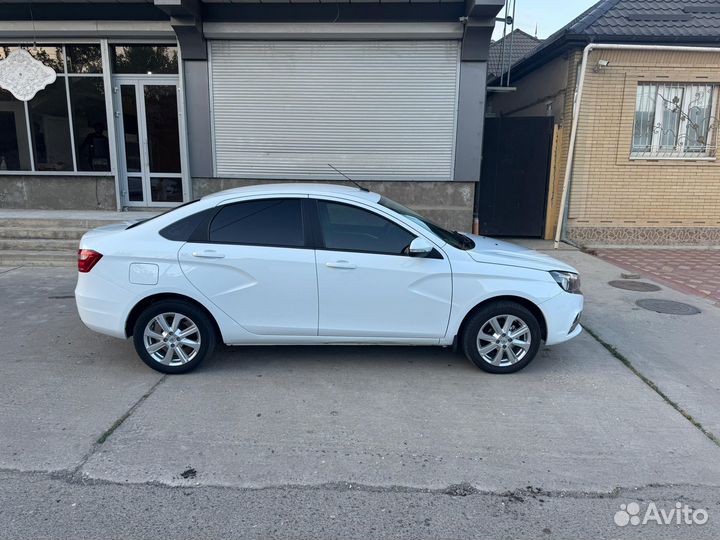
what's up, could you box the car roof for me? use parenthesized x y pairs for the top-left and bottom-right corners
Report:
(202, 183), (381, 203)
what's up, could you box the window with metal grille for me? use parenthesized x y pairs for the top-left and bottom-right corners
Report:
(631, 83), (718, 159)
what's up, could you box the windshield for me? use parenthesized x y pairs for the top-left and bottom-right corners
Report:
(378, 196), (475, 251)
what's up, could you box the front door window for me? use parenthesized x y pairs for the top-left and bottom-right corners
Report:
(115, 79), (184, 206)
(316, 200), (416, 255)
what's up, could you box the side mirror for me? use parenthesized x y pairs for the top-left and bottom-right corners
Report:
(408, 237), (434, 257)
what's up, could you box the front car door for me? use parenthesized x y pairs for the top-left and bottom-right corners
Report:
(178, 196), (318, 336)
(312, 198), (452, 339)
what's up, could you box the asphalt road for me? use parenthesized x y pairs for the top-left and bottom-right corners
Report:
(1, 261), (719, 539)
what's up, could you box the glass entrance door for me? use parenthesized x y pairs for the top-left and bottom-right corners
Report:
(114, 78), (185, 206)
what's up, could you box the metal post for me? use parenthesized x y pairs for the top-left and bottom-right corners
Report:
(100, 39), (122, 211)
(506, 0), (518, 86)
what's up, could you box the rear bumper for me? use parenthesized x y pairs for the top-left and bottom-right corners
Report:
(75, 272), (130, 339)
(541, 291), (584, 346)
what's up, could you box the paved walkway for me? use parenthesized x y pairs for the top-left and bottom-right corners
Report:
(595, 248), (720, 305)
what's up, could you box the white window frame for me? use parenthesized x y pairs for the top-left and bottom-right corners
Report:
(631, 82), (719, 160)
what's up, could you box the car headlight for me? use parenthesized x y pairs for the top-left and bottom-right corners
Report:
(550, 270), (581, 294)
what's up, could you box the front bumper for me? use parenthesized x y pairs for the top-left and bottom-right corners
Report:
(541, 291), (584, 346)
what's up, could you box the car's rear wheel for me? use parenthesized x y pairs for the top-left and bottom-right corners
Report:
(132, 300), (216, 374)
(462, 301), (541, 373)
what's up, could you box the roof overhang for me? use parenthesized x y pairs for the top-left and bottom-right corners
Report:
(489, 31), (720, 87)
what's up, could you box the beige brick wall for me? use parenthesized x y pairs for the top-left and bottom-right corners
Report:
(567, 49), (720, 232)
(549, 50), (583, 240)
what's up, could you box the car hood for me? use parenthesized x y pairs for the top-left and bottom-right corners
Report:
(462, 234), (577, 273)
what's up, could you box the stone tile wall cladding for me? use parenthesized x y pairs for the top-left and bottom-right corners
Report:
(563, 49), (720, 246)
(193, 178), (475, 232)
(567, 226), (720, 247)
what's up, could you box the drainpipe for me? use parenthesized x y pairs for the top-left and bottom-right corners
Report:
(553, 43), (720, 249)
(472, 180), (480, 234)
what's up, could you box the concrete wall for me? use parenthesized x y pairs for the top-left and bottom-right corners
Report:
(565, 49), (720, 247)
(193, 178), (474, 232)
(0, 175), (116, 210)
(0, 174), (474, 230)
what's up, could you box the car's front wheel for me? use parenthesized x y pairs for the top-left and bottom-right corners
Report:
(132, 300), (216, 374)
(462, 301), (541, 374)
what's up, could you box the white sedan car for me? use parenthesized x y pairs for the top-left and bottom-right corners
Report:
(75, 184), (582, 374)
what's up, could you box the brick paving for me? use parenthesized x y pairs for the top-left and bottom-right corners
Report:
(595, 249), (720, 305)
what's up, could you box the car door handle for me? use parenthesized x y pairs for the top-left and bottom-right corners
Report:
(192, 250), (226, 259)
(325, 260), (357, 269)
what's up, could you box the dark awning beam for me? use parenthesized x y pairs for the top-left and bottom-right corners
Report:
(154, 0), (201, 20)
(154, 0), (207, 61)
(465, 0), (505, 19)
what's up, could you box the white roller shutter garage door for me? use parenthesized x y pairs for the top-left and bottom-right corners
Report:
(210, 40), (460, 181)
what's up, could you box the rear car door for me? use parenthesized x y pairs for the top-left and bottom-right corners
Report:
(312, 198), (452, 339)
(178, 196), (318, 336)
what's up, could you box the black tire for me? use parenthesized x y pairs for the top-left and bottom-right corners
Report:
(132, 300), (216, 374)
(461, 301), (542, 374)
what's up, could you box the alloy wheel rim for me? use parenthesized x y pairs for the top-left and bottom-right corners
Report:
(476, 314), (531, 367)
(143, 312), (201, 366)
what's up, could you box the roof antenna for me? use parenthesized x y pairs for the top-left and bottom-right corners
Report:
(328, 164), (369, 192)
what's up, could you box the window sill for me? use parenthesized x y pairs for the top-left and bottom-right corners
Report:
(0, 171), (114, 176)
(629, 155), (717, 162)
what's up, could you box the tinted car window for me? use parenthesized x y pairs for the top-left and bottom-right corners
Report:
(159, 208), (214, 241)
(378, 196), (475, 251)
(209, 198), (304, 247)
(317, 201), (415, 255)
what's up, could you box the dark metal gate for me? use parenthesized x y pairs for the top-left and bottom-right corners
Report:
(478, 116), (554, 237)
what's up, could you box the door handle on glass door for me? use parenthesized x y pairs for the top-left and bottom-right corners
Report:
(192, 250), (226, 259)
(325, 260), (356, 269)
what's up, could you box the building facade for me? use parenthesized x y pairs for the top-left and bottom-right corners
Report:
(487, 0), (720, 246)
(0, 0), (503, 231)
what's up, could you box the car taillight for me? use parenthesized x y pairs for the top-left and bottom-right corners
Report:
(78, 249), (103, 273)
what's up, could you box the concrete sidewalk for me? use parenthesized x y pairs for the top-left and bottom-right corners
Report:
(1, 257), (719, 539)
(537, 247), (720, 442)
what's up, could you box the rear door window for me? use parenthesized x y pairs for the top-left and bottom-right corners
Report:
(209, 198), (305, 248)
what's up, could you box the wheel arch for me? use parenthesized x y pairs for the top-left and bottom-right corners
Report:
(125, 292), (223, 341)
(455, 295), (548, 345)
